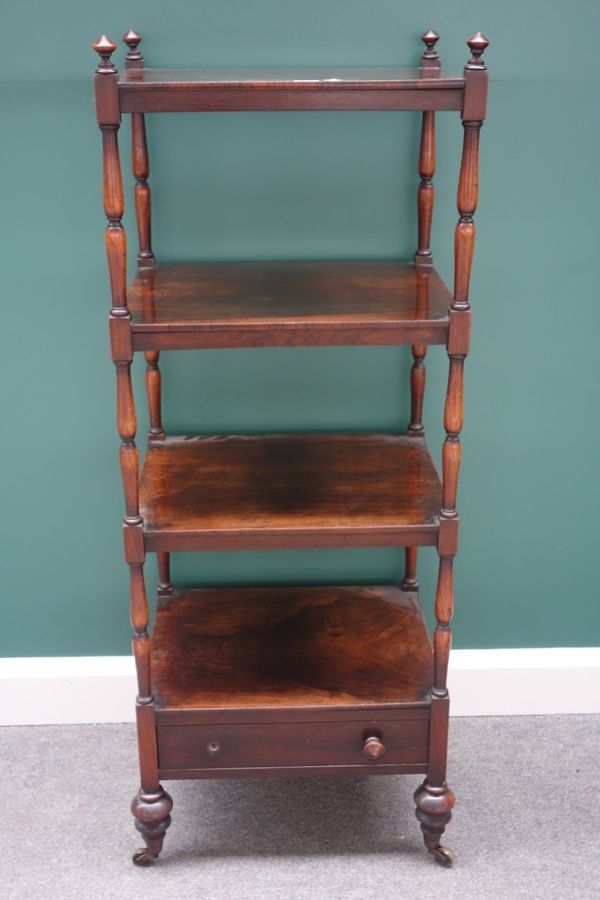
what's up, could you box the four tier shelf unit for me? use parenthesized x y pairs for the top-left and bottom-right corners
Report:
(92, 28), (489, 868)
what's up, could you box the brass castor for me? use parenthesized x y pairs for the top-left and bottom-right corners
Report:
(430, 845), (454, 867)
(132, 848), (158, 867)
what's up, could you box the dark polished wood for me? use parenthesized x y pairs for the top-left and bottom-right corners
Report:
(415, 33), (488, 867)
(139, 433), (441, 551)
(128, 260), (451, 350)
(152, 586), (433, 712)
(402, 545), (419, 592)
(121, 66), (463, 86)
(94, 34), (171, 869)
(415, 31), (439, 267)
(118, 67), (465, 114)
(152, 585), (431, 778)
(131, 113), (154, 268)
(144, 350), (163, 439)
(93, 29), (489, 868)
(157, 719), (428, 778)
(157, 552), (172, 597)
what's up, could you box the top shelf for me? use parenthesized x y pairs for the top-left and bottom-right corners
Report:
(118, 67), (466, 113)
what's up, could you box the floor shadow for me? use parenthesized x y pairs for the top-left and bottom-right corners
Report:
(162, 774), (424, 862)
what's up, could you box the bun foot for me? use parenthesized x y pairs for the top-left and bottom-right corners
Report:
(132, 847), (158, 867)
(430, 845), (454, 867)
(413, 779), (455, 866)
(131, 785), (173, 865)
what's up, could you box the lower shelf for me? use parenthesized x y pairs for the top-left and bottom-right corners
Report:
(151, 585), (432, 778)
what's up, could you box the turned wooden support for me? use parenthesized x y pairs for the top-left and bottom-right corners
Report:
(123, 30), (162, 441)
(95, 36), (168, 864)
(454, 32), (488, 312)
(94, 38), (128, 328)
(416, 39), (488, 867)
(123, 30), (155, 269)
(438, 34), (488, 531)
(415, 31), (439, 268)
(144, 350), (164, 439)
(130, 563), (151, 698)
(94, 39), (138, 521)
(131, 114), (155, 268)
(407, 269), (431, 442)
(415, 114), (435, 267)
(410, 34), (438, 451)
(407, 343), (426, 437)
(157, 552), (172, 597)
(116, 362), (140, 522)
(402, 546), (419, 591)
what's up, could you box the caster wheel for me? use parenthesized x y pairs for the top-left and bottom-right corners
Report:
(132, 848), (157, 867)
(430, 845), (454, 867)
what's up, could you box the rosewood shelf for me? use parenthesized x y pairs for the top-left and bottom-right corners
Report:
(139, 433), (441, 552)
(152, 586), (432, 777)
(93, 27), (489, 870)
(153, 585), (433, 715)
(129, 260), (451, 350)
(118, 66), (466, 113)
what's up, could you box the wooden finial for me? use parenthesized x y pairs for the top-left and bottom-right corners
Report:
(421, 30), (440, 58)
(466, 32), (489, 69)
(123, 29), (144, 67)
(93, 35), (117, 72)
(420, 30), (440, 71)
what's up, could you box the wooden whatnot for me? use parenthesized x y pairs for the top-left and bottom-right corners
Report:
(92, 28), (489, 868)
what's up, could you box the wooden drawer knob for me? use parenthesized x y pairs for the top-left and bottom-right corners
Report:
(206, 740), (220, 756)
(363, 735), (386, 761)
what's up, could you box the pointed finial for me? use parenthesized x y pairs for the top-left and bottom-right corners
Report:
(420, 30), (440, 70)
(92, 35), (117, 73)
(466, 32), (489, 69)
(123, 29), (144, 67)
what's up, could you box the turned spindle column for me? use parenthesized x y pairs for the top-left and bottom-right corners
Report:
(415, 33), (489, 867)
(123, 30), (166, 444)
(123, 29), (154, 270)
(404, 31), (440, 591)
(93, 36), (172, 866)
(414, 29), (439, 269)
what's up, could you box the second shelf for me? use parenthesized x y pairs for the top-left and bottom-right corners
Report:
(128, 260), (451, 349)
(139, 432), (441, 551)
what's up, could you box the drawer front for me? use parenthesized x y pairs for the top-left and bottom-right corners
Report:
(157, 719), (428, 773)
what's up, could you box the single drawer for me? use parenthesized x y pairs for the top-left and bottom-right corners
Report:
(157, 718), (428, 774)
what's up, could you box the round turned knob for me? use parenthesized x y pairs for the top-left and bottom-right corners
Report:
(363, 735), (386, 761)
(206, 740), (220, 756)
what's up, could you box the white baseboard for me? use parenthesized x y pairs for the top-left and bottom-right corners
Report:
(0, 649), (599, 726)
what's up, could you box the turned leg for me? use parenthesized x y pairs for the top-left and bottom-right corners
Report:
(414, 780), (455, 866)
(95, 33), (174, 868)
(129, 565), (172, 865)
(131, 786), (173, 866)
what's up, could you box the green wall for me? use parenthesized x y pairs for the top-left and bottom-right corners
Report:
(2, 1), (599, 656)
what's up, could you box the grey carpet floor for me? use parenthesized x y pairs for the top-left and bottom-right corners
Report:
(1, 715), (599, 900)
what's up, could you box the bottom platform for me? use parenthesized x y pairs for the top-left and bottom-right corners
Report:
(151, 585), (433, 779)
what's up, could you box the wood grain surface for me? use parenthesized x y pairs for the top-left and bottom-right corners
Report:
(118, 67), (465, 114)
(152, 585), (433, 711)
(129, 260), (450, 349)
(139, 433), (442, 551)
